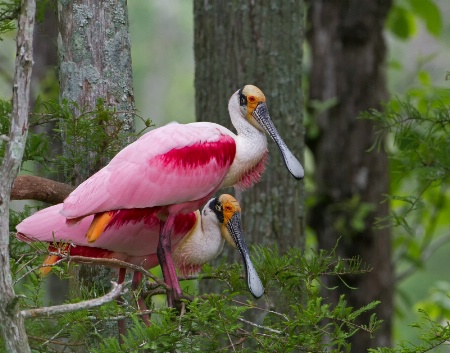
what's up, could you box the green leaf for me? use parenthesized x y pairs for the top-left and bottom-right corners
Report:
(409, 0), (442, 36)
(387, 4), (417, 39)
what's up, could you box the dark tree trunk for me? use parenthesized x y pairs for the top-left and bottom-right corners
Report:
(306, 0), (393, 350)
(194, 0), (305, 255)
(194, 2), (305, 336)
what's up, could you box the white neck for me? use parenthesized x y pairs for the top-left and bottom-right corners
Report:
(221, 92), (268, 188)
(173, 210), (224, 268)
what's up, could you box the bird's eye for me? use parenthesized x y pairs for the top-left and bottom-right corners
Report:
(238, 89), (247, 106)
(215, 204), (222, 211)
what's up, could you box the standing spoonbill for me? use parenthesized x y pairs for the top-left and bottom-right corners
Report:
(61, 85), (303, 306)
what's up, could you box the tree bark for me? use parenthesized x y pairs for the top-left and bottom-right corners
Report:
(194, 2), (305, 336)
(0, 0), (35, 351)
(11, 175), (74, 204)
(57, 0), (136, 320)
(194, 0), (305, 256)
(58, 0), (135, 185)
(306, 0), (393, 350)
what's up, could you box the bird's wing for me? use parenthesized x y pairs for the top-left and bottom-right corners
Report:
(16, 204), (93, 244)
(16, 204), (198, 257)
(62, 122), (236, 218)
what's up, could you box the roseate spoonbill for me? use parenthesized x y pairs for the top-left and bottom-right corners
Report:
(16, 194), (264, 299)
(60, 85), (303, 306)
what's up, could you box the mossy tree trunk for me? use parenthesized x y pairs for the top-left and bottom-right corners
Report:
(194, 0), (305, 256)
(57, 0), (135, 308)
(306, 0), (393, 350)
(58, 0), (135, 185)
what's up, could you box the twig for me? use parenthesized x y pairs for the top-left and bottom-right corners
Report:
(41, 322), (70, 347)
(237, 318), (283, 335)
(178, 301), (186, 332)
(232, 299), (290, 322)
(86, 309), (154, 322)
(21, 281), (127, 319)
(19, 251), (170, 289)
(27, 335), (85, 346)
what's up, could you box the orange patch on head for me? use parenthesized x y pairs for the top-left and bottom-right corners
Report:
(218, 194), (241, 224)
(86, 211), (114, 243)
(241, 85), (266, 120)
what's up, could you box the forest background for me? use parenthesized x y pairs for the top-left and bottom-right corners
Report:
(1, 0), (450, 352)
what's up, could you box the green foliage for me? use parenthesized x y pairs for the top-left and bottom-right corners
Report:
(0, 97), (152, 182)
(8, 243), (381, 352)
(38, 98), (151, 183)
(0, 99), (11, 158)
(364, 90), (450, 245)
(362, 73), (450, 351)
(369, 310), (450, 353)
(387, 0), (442, 40)
(0, 0), (54, 40)
(415, 281), (450, 321)
(0, 0), (19, 39)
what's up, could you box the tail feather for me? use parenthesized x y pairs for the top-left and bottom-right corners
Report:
(86, 212), (114, 243)
(39, 254), (61, 277)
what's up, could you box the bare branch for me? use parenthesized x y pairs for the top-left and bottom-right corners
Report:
(11, 175), (75, 204)
(21, 281), (127, 319)
(238, 317), (283, 335)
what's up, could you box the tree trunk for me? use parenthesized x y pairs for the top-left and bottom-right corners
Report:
(58, 0), (135, 185)
(57, 0), (135, 316)
(0, 0), (35, 351)
(194, 0), (305, 256)
(306, 1), (393, 350)
(194, 2), (305, 335)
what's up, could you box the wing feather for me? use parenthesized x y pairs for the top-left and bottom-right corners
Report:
(16, 204), (198, 257)
(62, 122), (236, 218)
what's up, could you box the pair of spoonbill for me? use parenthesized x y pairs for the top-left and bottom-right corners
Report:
(17, 84), (303, 309)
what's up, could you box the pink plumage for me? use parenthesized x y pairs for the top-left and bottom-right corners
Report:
(17, 203), (198, 271)
(62, 122), (236, 218)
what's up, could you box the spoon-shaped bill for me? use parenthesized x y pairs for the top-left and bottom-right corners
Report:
(253, 102), (304, 180)
(226, 213), (264, 298)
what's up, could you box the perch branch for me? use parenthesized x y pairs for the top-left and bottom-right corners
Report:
(11, 175), (75, 204)
(21, 281), (127, 318)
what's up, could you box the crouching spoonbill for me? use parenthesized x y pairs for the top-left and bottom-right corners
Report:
(16, 195), (264, 320)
